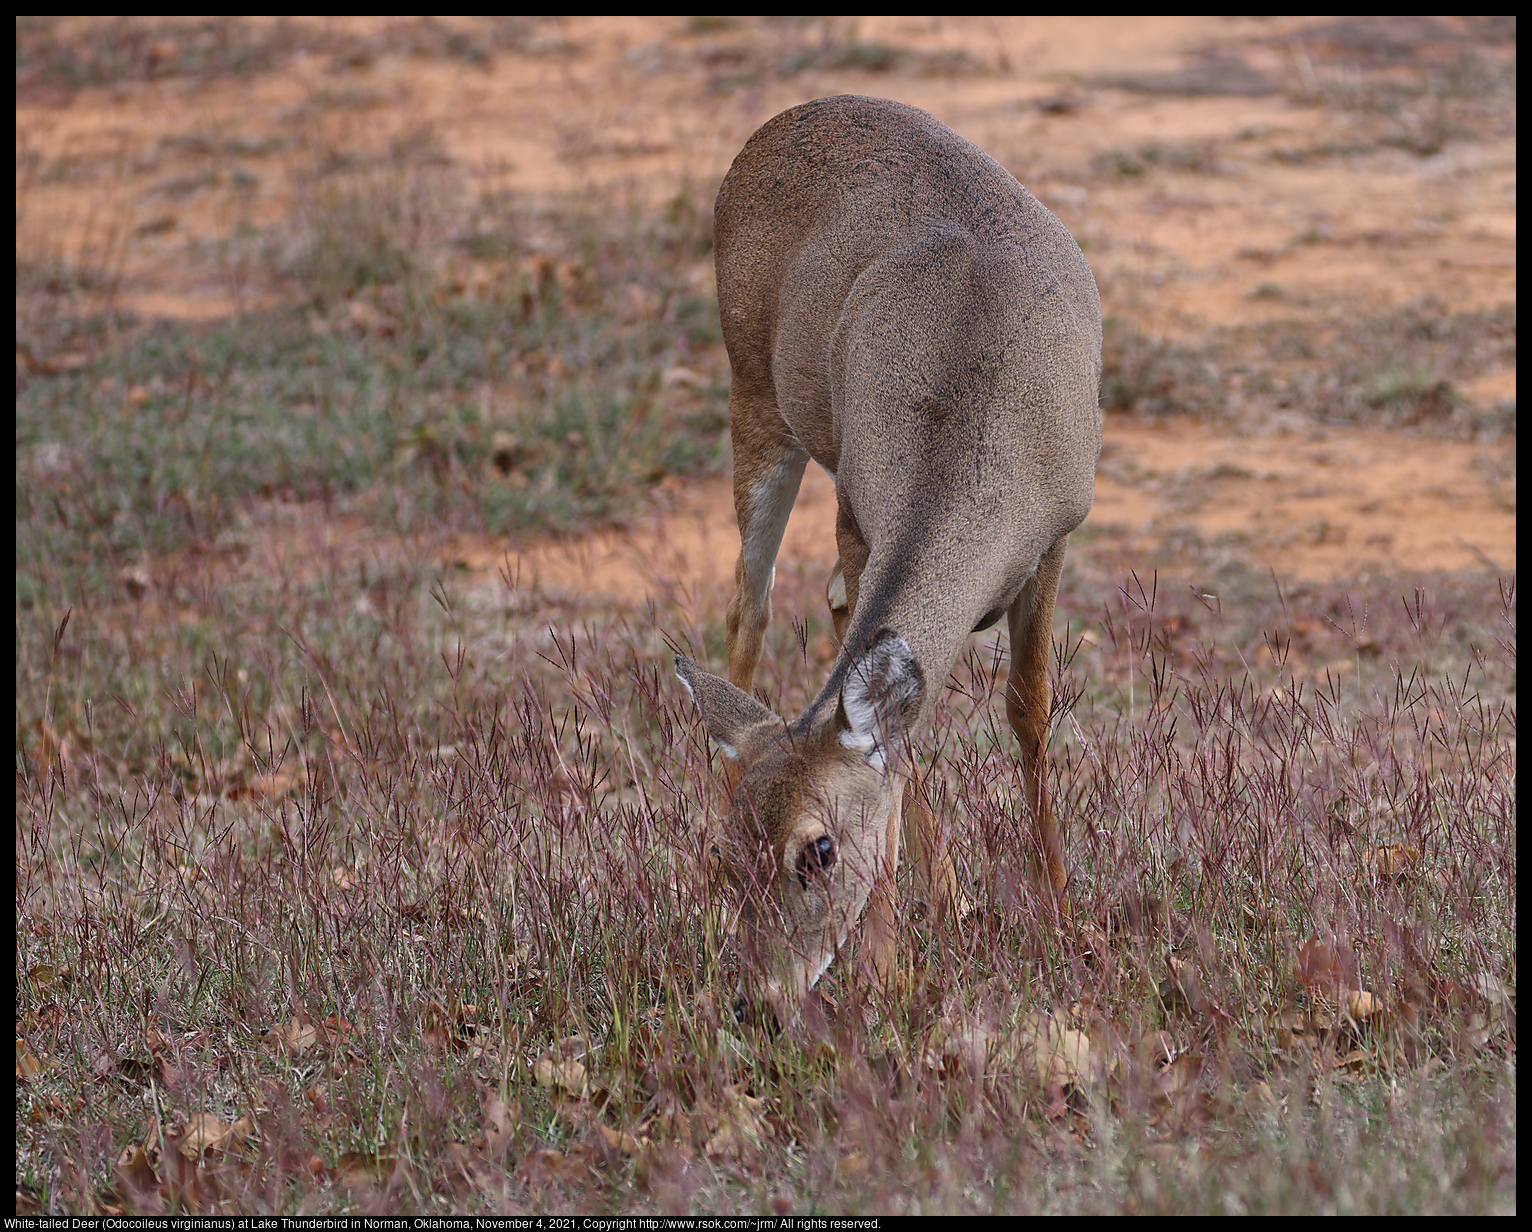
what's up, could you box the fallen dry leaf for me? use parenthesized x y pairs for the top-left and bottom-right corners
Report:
(702, 1084), (769, 1159)
(474, 1077), (515, 1162)
(595, 1122), (641, 1155)
(1295, 934), (1360, 998)
(28, 1092), (79, 1123)
(1239, 1080), (1279, 1118)
(533, 1035), (592, 1099)
(265, 1020), (320, 1055)
(16, 1003), (67, 1034)
(1362, 844), (1420, 881)
(441, 1140), (493, 1196)
(1006, 1011), (1094, 1087)
(113, 1144), (162, 1213)
(27, 963), (71, 994)
(336, 1149), (395, 1188)
(16, 1036), (46, 1080)
(171, 1112), (252, 1158)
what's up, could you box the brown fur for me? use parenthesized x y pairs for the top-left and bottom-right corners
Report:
(678, 96), (1101, 1023)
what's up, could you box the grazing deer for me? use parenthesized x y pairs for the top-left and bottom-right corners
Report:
(676, 95), (1101, 1027)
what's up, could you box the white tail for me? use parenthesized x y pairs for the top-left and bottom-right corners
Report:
(677, 95), (1101, 1027)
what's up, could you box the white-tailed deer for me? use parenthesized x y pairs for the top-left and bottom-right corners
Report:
(676, 95), (1101, 1027)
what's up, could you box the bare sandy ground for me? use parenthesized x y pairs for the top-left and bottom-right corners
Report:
(18, 16), (1515, 602)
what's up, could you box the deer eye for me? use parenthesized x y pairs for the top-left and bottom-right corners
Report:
(795, 834), (836, 889)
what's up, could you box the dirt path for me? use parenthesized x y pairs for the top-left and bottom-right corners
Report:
(500, 415), (1513, 618)
(18, 17), (1515, 598)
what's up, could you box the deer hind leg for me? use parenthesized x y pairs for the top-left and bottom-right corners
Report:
(1006, 537), (1070, 900)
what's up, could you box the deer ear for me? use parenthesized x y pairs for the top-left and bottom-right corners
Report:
(837, 632), (923, 772)
(675, 655), (780, 761)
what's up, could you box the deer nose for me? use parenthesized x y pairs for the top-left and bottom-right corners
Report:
(731, 990), (783, 1037)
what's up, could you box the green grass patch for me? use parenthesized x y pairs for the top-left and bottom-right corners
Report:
(1100, 299), (1514, 436)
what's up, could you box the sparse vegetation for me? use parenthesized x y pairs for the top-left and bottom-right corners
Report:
(15, 15), (1516, 1217)
(1092, 141), (1221, 178)
(16, 520), (1517, 1212)
(18, 138), (729, 562)
(1100, 300), (1513, 438)
(1281, 16), (1517, 157)
(16, 16), (555, 94)
(693, 16), (980, 94)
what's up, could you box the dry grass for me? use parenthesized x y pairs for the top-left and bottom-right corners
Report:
(15, 514), (1517, 1212)
(1101, 300), (1516, 439)
(15, 15), (1516, 1217)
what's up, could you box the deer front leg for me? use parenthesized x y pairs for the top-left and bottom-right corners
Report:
(723, 399), (808, 694)
(830, 495), (871, 651)
(902, 770), (968, 923)
(1006, 537), (1070, 901)
(826, 560), (851, 645)
(859, 783), (905, 995)
(826, 510), (914, 993)
(832, 554), (964, 927)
